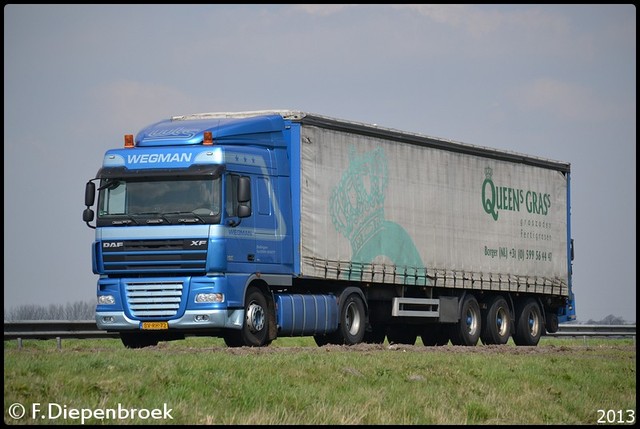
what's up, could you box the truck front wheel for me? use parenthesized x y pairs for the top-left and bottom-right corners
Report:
(223, 286), (271, 347)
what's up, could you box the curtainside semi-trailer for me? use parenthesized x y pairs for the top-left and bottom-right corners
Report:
(83, 110), (576, 348)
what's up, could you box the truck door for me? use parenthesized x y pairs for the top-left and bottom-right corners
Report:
(254, 175), (279, 268)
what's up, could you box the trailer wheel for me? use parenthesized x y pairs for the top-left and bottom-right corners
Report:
(545, 312), (559, 334)
(223, 286), (271, 347)
(420, 326), (450, 346)
(513, 299), (543, 346)
(480, 296), (512, 345)
(387, 325), (417, 345)
(450, 294), (481, 346)
(120, 332), (159, 349)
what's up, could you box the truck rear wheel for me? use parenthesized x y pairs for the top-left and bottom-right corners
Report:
(513, 299), (543, 346)
(450, 294), (481, 346)
(480, 295), (512, 345)
(336, 293), (367, 345)
(313, 293), (366, 346)
(223, 286), (271, 347)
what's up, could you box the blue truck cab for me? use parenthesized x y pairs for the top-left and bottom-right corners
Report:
(83, 112), (326, 348)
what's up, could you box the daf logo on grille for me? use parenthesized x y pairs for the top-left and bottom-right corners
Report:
(103, 242), (124, 248)
(191, 240), (207, 246)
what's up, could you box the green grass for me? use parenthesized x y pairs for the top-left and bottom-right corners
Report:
(4, 337), (636, 425)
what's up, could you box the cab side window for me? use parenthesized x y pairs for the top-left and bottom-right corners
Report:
(226, 174), (238, 217)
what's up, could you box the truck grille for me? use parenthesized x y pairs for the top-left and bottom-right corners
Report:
(101, 238), (208, 274)
(125, 281), (184, 318)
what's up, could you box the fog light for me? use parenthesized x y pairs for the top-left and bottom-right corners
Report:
(102, 316), (115, 323)
(195, 293), (224, 303)
(98, 295), (115, 305)
(195, 315), (210, 322)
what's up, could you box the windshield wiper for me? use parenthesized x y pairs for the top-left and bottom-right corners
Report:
(162, 211), (206, 224)
(103, 214), (140, 226)
(130, 212), (173, 224)
(109, 215), (139, 226)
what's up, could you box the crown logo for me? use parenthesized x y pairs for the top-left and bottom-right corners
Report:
(485, 166), (493, 180)
(330, 146), (388, 252)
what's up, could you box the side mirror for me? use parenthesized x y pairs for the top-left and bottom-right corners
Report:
(237, 204), (251, 218)
(237, 176), (251, 203)
(83, 208), (95, 223)
(237, 176), (251, 218)
(83, 181), (96, 229)
(85, 181), (96, 206)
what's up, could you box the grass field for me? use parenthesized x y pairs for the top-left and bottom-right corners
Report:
(4, 337), (636, 425)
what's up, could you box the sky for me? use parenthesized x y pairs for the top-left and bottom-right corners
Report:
(4, 4), (636, 323)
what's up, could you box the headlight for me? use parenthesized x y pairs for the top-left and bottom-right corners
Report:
(98, 295), (115, 305)
(195, 293), (224, 303)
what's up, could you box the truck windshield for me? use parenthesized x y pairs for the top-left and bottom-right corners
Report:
(97, 176), (222, 225)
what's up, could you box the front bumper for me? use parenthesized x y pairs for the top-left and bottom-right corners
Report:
(96, 309), (244, 331)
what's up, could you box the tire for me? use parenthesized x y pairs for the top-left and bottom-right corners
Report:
(223, 287), (271, 347)
(545, 312), (559, 334)
(420, 325), (450, 346)
(450, 294), (481, 346)
(333, 293), (367, 345)
(314, 293), (366, 346)
(120, 332), (159, 349)
(480, 296), (512, 345)
(513, 299), (543, 346)
(387, 325), (417, 345)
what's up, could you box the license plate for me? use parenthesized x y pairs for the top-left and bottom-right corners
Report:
(141, 321), (168, 330)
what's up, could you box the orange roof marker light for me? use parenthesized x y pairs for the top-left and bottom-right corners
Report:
(124, 134), (135, 148)
(203, 131), (214, 145)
